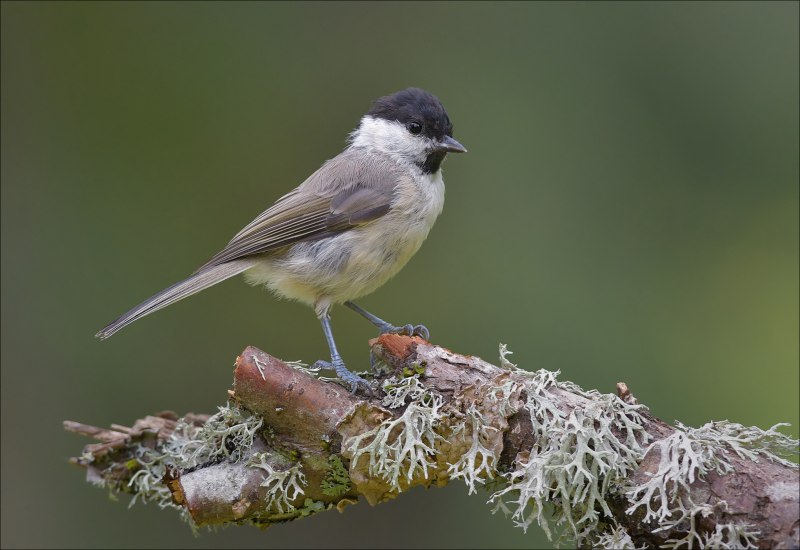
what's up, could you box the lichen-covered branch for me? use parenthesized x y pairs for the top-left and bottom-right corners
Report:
(65, 336), (799, 548)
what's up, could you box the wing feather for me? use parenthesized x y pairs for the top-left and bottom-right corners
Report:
(196, 151), (400, 271)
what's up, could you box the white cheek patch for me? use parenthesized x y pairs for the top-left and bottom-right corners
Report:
(350, 116), (431, 162)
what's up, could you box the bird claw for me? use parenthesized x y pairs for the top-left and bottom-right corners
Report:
(313, 358), (373, 396)
(378, 322), (430, 341)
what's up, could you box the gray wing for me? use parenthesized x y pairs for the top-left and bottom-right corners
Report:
(196, 151), (399, 271)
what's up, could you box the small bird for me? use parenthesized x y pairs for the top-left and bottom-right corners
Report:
(96, 88), (466, 392)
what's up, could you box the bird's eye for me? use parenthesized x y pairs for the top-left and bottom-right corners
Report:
(407, 121), (423, 135)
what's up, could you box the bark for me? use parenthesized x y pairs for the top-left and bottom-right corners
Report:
(65, 336), (799, 547)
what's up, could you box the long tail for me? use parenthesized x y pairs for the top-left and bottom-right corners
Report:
(95, 259), (257, 340)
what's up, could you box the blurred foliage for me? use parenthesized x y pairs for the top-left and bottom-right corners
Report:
(1, 2), (797, 548)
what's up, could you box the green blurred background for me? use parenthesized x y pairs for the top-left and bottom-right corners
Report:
(2, 1), (797, 548)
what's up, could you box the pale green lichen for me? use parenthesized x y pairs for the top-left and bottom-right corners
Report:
(123, 434), (203, 530)
(285, 359), (322, 377)
(249, 452), (307, 514)
(168, 405), (264, 468)
(127, 444), (176, 509)
(487, 360), (651, 545)
(484, 346), (800, 547)
(626, 429), (729, 526)
(498, 343), (517, 370)
(625, 420), (797, 548)
(122, 404), (263, 516)
(485, 374), (523, 418)
(110, 345), (796, 545)
(381, 374), (429, 409)
(626, 420), (799, 524)
(701, 522), (760, 549)
(683, 421), (799, 469)
(661, 503), (720, 549)
(593, 523), (641, 549)
(346, 380), (444, 490)
(447, 404), (500, 495)
(659, 503), (759, 549)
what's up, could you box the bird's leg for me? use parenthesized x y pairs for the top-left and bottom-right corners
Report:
(312, 309), (372, 394)
(344, 301), (430, 340)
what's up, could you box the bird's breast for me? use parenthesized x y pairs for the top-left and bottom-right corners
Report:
(376, 169), (445, 261)
(245, 170), (445, 305)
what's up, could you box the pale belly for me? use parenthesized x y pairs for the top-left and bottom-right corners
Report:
(243, 215), (433, 307)
(244, 169), (445, 309)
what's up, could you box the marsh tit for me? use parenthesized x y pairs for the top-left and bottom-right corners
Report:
(96, 87), (466, 392)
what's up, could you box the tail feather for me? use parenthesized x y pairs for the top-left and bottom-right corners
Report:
(95, 259), (256, 340)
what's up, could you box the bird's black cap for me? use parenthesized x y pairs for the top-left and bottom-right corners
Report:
(367, 87), (454, 141)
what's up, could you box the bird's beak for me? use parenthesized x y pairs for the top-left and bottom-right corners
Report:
(437, 135), (467, 153)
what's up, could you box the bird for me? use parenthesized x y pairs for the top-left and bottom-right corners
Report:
(96, 87), (466, 392)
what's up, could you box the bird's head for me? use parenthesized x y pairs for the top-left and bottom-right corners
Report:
(350, 87), (466, 173)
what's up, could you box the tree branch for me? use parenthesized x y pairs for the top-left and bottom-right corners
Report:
(66, 336), (799, 548)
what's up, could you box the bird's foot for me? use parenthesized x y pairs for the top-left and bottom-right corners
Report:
(377, 322), (430, 341)
(312, 357), (373, 396)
